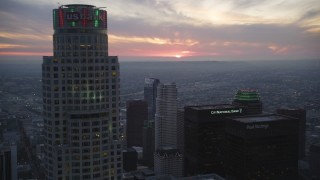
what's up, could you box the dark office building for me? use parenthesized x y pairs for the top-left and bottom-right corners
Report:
(226, 114), (299, 180)
(0, 119), (5, 141)
(232, 89), (262, 115)
(126, 100), (148, 147)
(277, 108), (306, 159)
(177, 109), (184, 155)
(184, 104), (243, 177)
(123, 148), (138, 172)
(0, 144), (17, 180)
(309, 143), (320, 179)
(0, 150), (12, 180)
(143, 120), (155, 169)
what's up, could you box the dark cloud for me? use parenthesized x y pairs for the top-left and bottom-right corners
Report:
(230, 0), (266, 8)
(0, 0), (54, 34)
(297, 9), (320, 22)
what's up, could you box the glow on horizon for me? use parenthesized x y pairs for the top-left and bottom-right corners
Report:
(109, 34), (199, 46)
(0, 0), (319, 61)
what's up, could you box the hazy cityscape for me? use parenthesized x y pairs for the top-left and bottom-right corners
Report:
(0, 1), (320, 180)
(0, 59), (319, 179)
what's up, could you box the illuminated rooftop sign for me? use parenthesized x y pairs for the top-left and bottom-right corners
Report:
(65, 12), (106, 21)
(53, 5), (107, 28)
(211, 108), (242, 115)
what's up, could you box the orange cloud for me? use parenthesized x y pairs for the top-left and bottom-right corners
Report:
(211, 41), (262, 47)
(0, 32), (51, 41)
(0, 51), (52, 56)
(109, 34), (199, 46)
(0, 44), (28, 49)
(268, 45), (288, 54)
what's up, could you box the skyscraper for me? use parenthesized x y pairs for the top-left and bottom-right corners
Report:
(177, 109), (184, 155)
(309, 143), (320, 178)
(226, 114), (299, 179)
(277, 108), (306, 159)
(122, 148), (138, 172)
(155, 83), (178, 150)
(126, 100), (148, 147)
(144, 78), (160, 121)
(232, 89), (262, 115)
(142, 120), (155, 168)
(154, 83), (183, 177)
(43, 4), (122, 179)
(184, 104), (243, 177)
(143, 78), (159, 170)
(0, 143), (17, 180)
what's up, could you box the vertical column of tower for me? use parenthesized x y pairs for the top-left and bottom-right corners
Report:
(155, 83), (178, 149)
(43, 4), (121, 180)
(154, 83), (183, 177)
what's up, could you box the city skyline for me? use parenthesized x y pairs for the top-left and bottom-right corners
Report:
(0, 0), (320, 61)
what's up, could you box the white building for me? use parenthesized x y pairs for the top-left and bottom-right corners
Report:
(42, 4), (122, 180)
(155, 83), (178, 149)
(154, 83), (183, 177)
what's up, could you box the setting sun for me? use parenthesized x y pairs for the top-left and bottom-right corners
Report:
(175, 55), (181, 58)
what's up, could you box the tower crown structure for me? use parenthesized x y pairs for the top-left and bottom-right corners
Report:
(234, 89), (260, 101)
(233, 89), (262, 115)
(43, 4), (121, 180)
(53, 4), (107, 29)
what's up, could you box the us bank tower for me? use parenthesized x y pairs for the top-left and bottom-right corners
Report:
(42, 4), (122, 179)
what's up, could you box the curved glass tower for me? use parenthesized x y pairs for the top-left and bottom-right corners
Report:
(42, 4), (122, 180)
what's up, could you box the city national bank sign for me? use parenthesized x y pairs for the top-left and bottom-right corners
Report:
(211, 108), (242, 115)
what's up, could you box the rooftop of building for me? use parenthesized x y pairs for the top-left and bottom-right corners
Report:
(178, 173), (225, 180)
(158, 83), (177, 87)
(123, 172), (225, 180)
(155, 147), (182, 157)
(186, 104), (237, 110)
(146, 175), (176, 180)
(230, 114), (291, 123)
(122, 147), (137, 153)
(234, 89), (261, 101)
(145, 78), (160, 83)
(123, 169), (155, 179)
(310, 143), (320, 153)
(63, 4), (95, 8)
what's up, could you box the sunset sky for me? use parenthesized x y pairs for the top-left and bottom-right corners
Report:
(0, 0), (319, 61)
